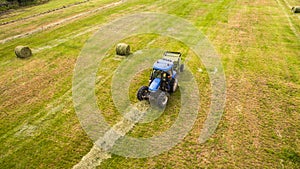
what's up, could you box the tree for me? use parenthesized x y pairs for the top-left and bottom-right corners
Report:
(6, 0), (36, 5)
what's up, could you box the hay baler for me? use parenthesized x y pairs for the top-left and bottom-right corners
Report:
(136, 51), (184, 108)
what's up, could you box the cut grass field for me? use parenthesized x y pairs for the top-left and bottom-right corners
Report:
(0, 0), (299, 168)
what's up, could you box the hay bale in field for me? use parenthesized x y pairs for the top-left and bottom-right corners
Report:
(116, 43), (130, 56)
(292, 6), (300, 13)
(15, 46), (32, 58)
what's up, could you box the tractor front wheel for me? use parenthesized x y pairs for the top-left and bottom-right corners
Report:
(137, 86), (149, 101)
(169, 78), (178, 93)
(157, 92), (168, 108)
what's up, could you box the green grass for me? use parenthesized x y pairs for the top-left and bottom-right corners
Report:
(0, 0), (299, 168)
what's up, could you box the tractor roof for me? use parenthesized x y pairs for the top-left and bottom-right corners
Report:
(153, 59), (173, 71)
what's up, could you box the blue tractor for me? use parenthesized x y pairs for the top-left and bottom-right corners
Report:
(137, 51), (184, 108)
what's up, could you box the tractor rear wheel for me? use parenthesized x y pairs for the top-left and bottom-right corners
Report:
(137, 86), (149, 101)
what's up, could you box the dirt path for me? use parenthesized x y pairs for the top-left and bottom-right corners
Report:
(0, 0), (126, 44)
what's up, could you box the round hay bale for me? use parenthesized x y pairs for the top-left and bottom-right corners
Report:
(292, 6), (300, 13)
(15, 46), (32, 58)
(116, 43), (130, 56)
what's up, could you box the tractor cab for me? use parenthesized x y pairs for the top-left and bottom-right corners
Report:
(148, 59), (176, 92)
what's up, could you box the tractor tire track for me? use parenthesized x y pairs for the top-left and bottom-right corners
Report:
(0, 0), (91, 26)
(0, 0), (126, 44)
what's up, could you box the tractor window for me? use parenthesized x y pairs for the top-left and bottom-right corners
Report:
(152, 69), (162, 78)
(168, 69), (172, 76)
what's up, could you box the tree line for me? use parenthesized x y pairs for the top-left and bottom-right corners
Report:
(0, 0), (49, 12)
(3, 0), (38, 5)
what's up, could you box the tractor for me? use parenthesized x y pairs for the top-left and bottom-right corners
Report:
(136, 51), (184, 108)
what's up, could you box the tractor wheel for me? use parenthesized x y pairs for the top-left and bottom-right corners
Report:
(157, 92), (168, 108)
(180, 64), (184, 72)
(169, 78), (178, 93)
(137, 86), (149, 101)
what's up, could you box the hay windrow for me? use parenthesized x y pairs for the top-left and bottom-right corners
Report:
(116, 43), (130, 56)
(15, 46), (32, 58)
